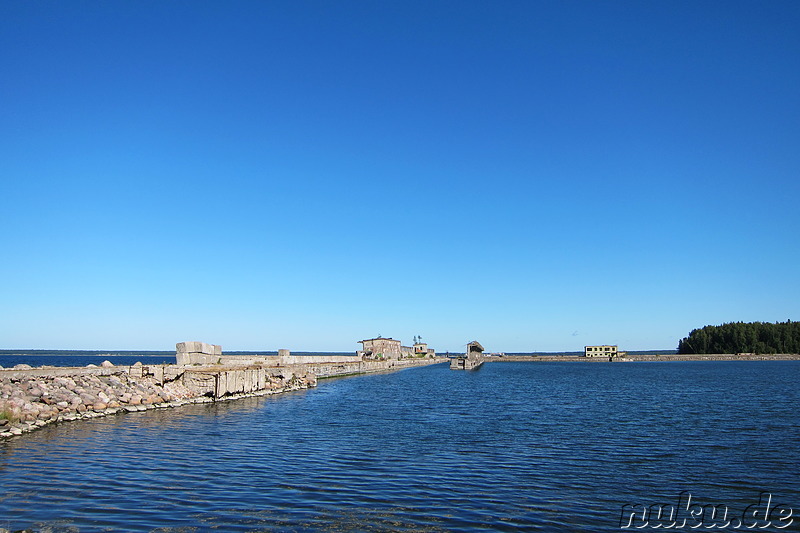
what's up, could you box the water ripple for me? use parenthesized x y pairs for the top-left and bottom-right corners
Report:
(0, 361), (798, 531)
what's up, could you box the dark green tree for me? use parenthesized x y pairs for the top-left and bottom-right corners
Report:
(677, 320), (800, 354)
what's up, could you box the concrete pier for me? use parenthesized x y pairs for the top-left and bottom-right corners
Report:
(450, 341), (486, 370)
(450, 356), (484, 370)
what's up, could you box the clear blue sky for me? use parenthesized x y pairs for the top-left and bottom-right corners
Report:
(2, 1), (798, 353)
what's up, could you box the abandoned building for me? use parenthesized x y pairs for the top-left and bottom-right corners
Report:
(584, 345), (619, 358)
(357, 337), (435, 359)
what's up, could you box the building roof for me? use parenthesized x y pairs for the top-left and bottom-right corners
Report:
(467, 340), (485, 351)
(359, 337), (400, 343)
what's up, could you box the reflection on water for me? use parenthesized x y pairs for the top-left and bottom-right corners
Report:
(1, 361), (798, 532)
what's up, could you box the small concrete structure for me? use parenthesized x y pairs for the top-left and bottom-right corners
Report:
(414, 342), (436, 357)
(451, 341), (485, 370)
(176, 342), (222, 365)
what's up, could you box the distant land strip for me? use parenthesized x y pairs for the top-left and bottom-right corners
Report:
(492, 353), (800, 362)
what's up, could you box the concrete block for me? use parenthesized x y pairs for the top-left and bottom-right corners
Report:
(177, 341), (215, 354)
(177, 341), (200, 353)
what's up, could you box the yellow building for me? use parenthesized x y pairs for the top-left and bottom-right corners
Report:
(585, 345), (619, 358)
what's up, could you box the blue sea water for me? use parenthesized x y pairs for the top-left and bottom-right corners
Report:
(0, 351), (351, 368)
(0, 352), (175, 368)
(0, 361), (798, 532)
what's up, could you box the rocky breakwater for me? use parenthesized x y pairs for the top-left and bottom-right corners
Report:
(0, 361), (316, 440)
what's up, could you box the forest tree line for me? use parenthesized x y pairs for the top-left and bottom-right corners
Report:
(677, 320), (800, 354)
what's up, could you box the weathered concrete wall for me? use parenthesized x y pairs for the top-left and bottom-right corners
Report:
(217, 354), (364, 366)
(276, 354), (363, 365)
(307, 357), (443, 378)
(184, 366), (316, 398)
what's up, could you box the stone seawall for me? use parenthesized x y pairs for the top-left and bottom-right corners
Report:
(0, 357), (444, 440)
(0, 363), (316, 440)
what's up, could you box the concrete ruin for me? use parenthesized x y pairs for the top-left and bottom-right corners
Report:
(357, 337), (436, 359)
(176, 341), (222, 365)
